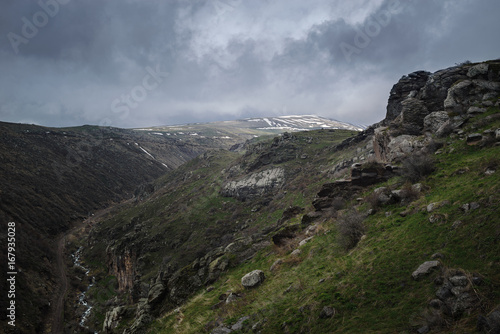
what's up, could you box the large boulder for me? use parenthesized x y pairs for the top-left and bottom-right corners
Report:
(412, 261), (441, 280)
(241, 270), (266, 289)
(423, 111), (450, 134)
(392, 98), (429, 134)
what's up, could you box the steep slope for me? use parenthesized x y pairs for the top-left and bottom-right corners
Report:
(76, 59), (500, 334)
(79, 128), (361, 333)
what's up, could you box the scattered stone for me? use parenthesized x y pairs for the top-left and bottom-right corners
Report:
(319, 306), (336, 319)
(270, 259), (283, 272)
(412, 183), (424, 192)
(429, 299), (443, 309)
(436, 286), (453, 300)
(429, 214), (443, 224)
(467, 133), (483, 144)
(241, 270), (266, 289)
(412, 261), (441, 280)
(299, 237), (313, 247)
(496, 128), (500, 139)
(226, 293), (238, 304)
(291, 249), (302, 257)
(449, 275), (468, 287)
(467, 106), (487, 114)
(470, 202), (480, 211)
(231, 316), (250, 331)
(305, 224), (318, 236)
(206, 286), (215, 292)
(427, 202), (439, 212)
(485, 168), (496, 176)
(451, 220), (463, 229)
(461, 203), (470, 212)
(319, 278), (326, 284)
(211, 326), (232, 334)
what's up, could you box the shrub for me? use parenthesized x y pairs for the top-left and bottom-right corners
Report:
(336, 210), (366, 250)
(401, 153), (435, 183)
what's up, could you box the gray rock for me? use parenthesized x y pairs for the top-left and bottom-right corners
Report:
(449, 275), (468, 287)
(436, 286), (453, 300)
(270, 259), (283, 272)
(470, 202), (480, 211)
(231, 316), (250, 331)
(444, 80), (472, 113)
(429, 214), (443, 224)
(467, 63), (489, 78)
(427, 202), (439, 212)
(241, 270), (265, 289)
(468, 106), (487, 114)
(429, 299), (443, 309)
(412, 261), (441, 280)
(226, 292), (238, 304)
(423, 111), (450, 133)
(299, 237), (313, 247)
(467, 133), (483, 143)
(319, 306), (336, 319)
(147, 282), (166, 305)
(211, 326), (232, 334)
(412, 183), (424, 192)
(291, 249), (302, 257)
(496, 128), (500, 139)
(103, 306), (125, 333)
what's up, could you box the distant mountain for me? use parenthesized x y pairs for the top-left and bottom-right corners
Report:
(134, 115), (364, 144)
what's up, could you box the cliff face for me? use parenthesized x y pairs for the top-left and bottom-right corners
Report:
(375, 60), (500, 162)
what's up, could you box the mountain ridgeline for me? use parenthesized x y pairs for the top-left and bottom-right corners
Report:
(2, 60), (500, 333)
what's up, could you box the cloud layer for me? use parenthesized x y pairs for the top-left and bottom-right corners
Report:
(1, 0), (499, 128)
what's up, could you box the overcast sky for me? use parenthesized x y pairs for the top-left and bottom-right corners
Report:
(0, 0), (499, 128)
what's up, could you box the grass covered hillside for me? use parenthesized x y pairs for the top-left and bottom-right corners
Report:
(146, 108), (500, 334)
(76, 128), (363, 332)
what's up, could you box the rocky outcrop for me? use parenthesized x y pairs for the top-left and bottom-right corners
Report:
(221, 167), (285, 200)
(375, 60), (500, 164)
(103, 306), (125, 333)
(386, 71), (431, 122)
(107, 247), (137, 292)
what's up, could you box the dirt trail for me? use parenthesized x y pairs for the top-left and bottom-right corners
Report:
(50, 199), (134, 333)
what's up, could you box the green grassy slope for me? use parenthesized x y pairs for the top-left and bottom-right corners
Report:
(81, 129), (361, 331)
(148, 110), (500, 333)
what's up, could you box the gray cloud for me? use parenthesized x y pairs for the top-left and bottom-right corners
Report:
(1, 0), (499, 128)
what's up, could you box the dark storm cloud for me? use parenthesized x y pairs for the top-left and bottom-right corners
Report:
(0, 0), (499, 128)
